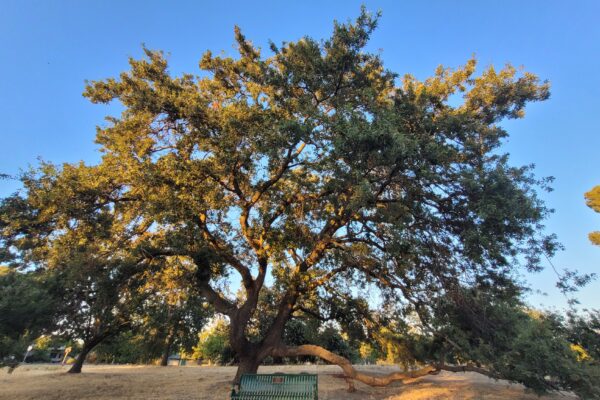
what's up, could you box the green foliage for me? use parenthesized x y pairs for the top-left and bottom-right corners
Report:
(316, 324), (358, 362)
(495, 312), (599, 397)
(0, 7), (595, 394)
(0, 267), (58, 366)
(406, 287), (600, 398)
(0, 268), (56, 342)
(134, 257), (211, 363)
(283, 319), (319, 347)
(565, 309), (600, 361)
(0, 163), (170, 370)
(94, 331), (154, 364)
(193, 319), (235, 365)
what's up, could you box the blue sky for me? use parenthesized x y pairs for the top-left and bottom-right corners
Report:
(1, 0), (599, 310)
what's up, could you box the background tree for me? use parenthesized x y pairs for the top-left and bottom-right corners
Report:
(585, 185), (600, 245)
(565, 309), (600, 362)
(136, 257), (210, 366)
(193, 317), (235, 365)
(1, 7), (597, 397)
(93, 331), (150, 364)
(54, 242), (141, 373)
(0, 267), (58, 369)
(0, 163), (148, 373)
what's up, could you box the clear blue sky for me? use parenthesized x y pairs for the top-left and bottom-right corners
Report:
(1, 0), (599, 310)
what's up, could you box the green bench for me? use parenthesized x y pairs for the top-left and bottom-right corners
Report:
(231, 373), (318, 399)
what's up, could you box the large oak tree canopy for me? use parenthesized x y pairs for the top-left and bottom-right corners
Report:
(3, 8), (581, 391)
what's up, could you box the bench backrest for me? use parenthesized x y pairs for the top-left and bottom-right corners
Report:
(234, 373), (318, 399)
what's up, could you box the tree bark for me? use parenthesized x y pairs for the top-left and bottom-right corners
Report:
(67, 331), (115, 374)
(230, 327), (265, 384)
(160, 330), (175, 367)
(68, 345), (91, 374)
(229, 289), (273, 384)
(233, 355), (262, 383)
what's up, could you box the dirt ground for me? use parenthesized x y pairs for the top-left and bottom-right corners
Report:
(0, 363), (576, 400)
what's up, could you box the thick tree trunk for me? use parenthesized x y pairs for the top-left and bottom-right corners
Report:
(68, 346), (91, 374)
(233, 355), (262, 383)
(230, 303), (271, 384)
(67, 331), (115, 374)
(160, 342), (171, 367)
(232, 335), (289, 383)
(160, 329), (176, 367)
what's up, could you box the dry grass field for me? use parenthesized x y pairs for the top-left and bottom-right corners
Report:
(0, 364), (576, 400)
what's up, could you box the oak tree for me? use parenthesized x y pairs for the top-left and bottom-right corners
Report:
(0, 163), (146, 373)
(4, 8), (596, 395)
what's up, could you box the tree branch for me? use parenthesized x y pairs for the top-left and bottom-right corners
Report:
(271, 344), (499, 388)
(194, 214), (254, 289)
(271, 344), (437, 386)
(197, 280), (236, 315)
(239, 141), (306, 255)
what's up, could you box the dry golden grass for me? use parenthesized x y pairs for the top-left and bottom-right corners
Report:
(0, 364), (576, 400)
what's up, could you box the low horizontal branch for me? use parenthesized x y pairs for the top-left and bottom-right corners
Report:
(271, 344), (498, 387)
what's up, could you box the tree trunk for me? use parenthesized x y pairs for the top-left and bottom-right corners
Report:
(230, 306), (268, 384)
(272, 356), (283, 365)
(233, 354), (262, 383)
(68, 346), (91, 374)
(159, 345), (170, 367)
(67, 331), (114, 374)
(160, 332), (175, 367)
(232, 333), (286, 383)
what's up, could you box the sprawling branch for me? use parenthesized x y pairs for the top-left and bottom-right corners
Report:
(271, 344), (437, 386)
(262, 188), (336, 233)
(308, 265), (348, 289)
(271, 344), (498, 388)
